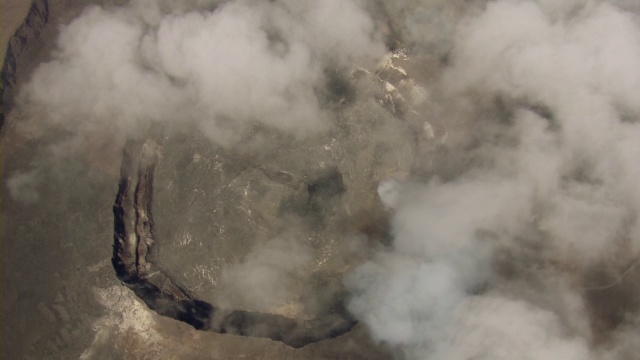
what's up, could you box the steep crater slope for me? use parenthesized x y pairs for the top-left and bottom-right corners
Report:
(112, 55), (438, 346)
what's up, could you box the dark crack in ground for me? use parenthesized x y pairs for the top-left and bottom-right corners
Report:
(112, 139), (358, 348)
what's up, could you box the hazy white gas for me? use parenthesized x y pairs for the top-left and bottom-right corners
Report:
(219, 236), (312, 311)
(346, 1), (640, 359)
(21, 0), (384, 145)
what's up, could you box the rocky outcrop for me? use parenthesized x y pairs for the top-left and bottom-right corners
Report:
(1, 0), (49, 130)
(112, 139), (358, 348)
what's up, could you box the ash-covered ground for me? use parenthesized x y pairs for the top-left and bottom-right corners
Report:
(3, 1), (640, 359)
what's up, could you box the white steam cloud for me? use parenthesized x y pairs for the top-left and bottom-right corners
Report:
(219, 236), (312, 311)
(346, 1), (640, 359)
(20, 0), (384, 144)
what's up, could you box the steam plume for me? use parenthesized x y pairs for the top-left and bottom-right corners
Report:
(19, 0), (384, 145)
(346, 1), (640, 359)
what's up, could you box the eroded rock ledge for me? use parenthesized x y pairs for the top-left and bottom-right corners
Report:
(112, 139), (358, 348)
(1, 0), (49, 130)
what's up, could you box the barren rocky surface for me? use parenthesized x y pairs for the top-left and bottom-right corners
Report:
(4, 1), (640, 360)
(1, 1), (416, 358)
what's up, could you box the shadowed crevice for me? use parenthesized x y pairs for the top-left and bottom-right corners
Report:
(112, 139), (357, 348)
(1, 0), (49, 131)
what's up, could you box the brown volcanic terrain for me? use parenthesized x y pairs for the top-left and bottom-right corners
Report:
(1, 0), (31, 60)
(1, 1), (401, 358)
(4, 1), (640, 359)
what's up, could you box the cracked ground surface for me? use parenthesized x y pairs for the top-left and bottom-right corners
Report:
(1, 1), (423, 358)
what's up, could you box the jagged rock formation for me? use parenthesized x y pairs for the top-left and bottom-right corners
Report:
(112, 139), (358, 348)
(0, 0), (49, 130)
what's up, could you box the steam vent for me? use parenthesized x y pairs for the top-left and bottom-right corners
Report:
(3, 1), (640, 359)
